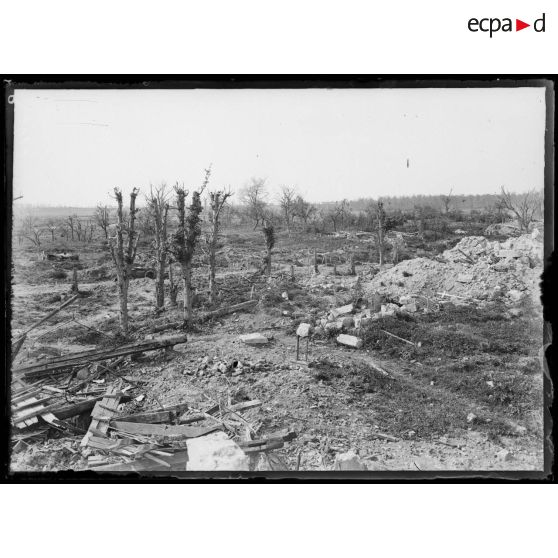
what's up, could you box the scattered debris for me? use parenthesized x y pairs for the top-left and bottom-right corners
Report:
(240, 333), (268, 345)
(336, 334), (363, 349)
(296, 323), (312, 338)
(16, 334), (189, 380)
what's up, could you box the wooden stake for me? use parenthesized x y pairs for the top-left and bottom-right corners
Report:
(381, 329), (421, 348)
(71, 266), (79, 293)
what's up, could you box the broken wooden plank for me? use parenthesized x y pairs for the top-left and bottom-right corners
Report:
(11, 335), (26, 362)
(143, 452), (172, 468)
(13, 395), (59, 428)
(238, 431), (297, 453)
(87, 436), (134, 451)
(11, 391), (58, 409)
(81, 385), (122, 447)
(115, 403), (189, 424)
(381, 329), (421, 348)
(90, 450), (190, 472)
(12, 399), (66, 423)
(16, 335), (189, 380)
(178, 413), (206, 424)
(110, 421), (222, 441)
(241, 439), (285, 453)
(11, 387), (45, 406)
(13, 398), (39, 428)
(52, 397), (103, 420)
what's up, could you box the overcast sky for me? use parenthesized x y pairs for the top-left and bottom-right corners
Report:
(12, 87), (546, 207)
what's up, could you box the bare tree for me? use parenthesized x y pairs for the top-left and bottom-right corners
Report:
(262, 220), (275, 277)
(95, 205), (111, 239)
(87, 220), (96, 242)
(146, 184), (170, 310)
(75, 217), (84, 242)
(67, 215), (76, 241)
(168, 257), (179, 306)
(46, 219), (57, 242)
(376, 200), (387, 267)
(292, 194), (315, 227)
(108, 188), (140, 336)
(240, 177), (268, 230)
(137, 205), (155, 239)
(207, 187), (232, 305)
(338, 199), (351, 230)
(499, 187), (542, 233)
(22, 215), (43, 255)
(327, 203), (343, 232)
(278, 186), (296, 233)
(57, 219), (69, 241)
(170, 168), (211, 325)
(441, 187), (453, 214)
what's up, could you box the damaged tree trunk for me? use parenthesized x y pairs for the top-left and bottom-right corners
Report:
(108, 187), (140, 337)
(71, 266), (79, 293)
(147, 185), (170, 311)
(263, 222), (275, 277)
(207, 188), (232, 305)
(377, 200), (386, 267)
(168, 261), (179, 306)
(170, 167), (211, 326)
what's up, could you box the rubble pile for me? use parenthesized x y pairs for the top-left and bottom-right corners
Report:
(364, 232), (542, 304)
(10, 298), (296, 472)
(442, 232), (542, 267)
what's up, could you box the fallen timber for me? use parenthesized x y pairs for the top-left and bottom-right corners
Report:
(151, 300), (257, 333)
(12, 394), (117, 424)
(115, 403), (190, 424)
(110, 421), (222, 442)
(15, 334), (188, 380)
(11, 293), (81, 360)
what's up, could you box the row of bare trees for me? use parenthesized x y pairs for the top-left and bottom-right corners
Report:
(240, 178), (316, 232)
(107, 168), (232, 336)
(16, 214), (101, 250)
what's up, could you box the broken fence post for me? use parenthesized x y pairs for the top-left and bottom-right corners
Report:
(71, 266), (79, 293)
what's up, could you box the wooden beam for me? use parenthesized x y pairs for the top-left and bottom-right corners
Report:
(115, 403), (189, 424)
(81, 386), (122, 447)
(110, 421), (222, 441)
(16, 335), (188, 380)
(90, 450), (189, 472)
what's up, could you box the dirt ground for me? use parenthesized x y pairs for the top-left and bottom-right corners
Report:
(9, 226), (545, 472)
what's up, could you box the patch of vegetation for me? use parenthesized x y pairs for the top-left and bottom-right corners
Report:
(49, 269), (67, 280)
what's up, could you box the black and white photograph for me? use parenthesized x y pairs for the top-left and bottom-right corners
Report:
(5, 81), (552, 477)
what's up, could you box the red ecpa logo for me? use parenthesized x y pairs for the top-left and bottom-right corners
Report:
(468, 13), (546, 37)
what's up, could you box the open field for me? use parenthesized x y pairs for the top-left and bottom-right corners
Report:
(9, 213), (544, 472)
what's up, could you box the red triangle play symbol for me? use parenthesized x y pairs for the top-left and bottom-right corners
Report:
(516, 19), (530, 31)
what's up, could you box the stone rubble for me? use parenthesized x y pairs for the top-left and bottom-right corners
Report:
(363, 231), (542, 304)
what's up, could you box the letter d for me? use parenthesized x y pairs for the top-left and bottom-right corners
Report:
(534, 13), (545, 32)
